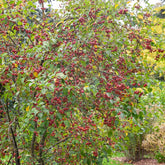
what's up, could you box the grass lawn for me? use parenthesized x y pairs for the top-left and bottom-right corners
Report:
(102, 152), (132, 165)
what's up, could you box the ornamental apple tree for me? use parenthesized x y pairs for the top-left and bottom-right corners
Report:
(0, 0), (157, 164)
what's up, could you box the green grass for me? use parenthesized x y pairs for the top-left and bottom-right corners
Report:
(112, 152), (125, 157)
(102, 159), (131, 165)
(102, 152), (132, 165)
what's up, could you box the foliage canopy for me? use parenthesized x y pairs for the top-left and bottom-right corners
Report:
(0, 0), (164, 164)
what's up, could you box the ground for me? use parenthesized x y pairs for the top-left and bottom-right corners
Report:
(112, 157), (165, 165)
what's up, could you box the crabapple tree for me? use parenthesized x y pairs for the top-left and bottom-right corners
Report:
(0, 0), (158, 164)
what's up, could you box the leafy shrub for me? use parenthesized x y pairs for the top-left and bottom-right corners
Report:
(116, 103), (162, 161)
(116, 120), (148, 161)
(141, 82), (165, 159)
(155, 152), (165, 163)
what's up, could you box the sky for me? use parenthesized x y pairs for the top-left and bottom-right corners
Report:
(47, 0), (163, 9)
(138, 0), (161, 4)
(146, 0), (162, 4)
(135, 0), (162, 7)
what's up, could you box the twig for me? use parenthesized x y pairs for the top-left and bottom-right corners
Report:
(41, 1), (45, 20)
(7, 154), (13, 165)
(7, 35), (18, 47)
(44, 135), (72, 156)
(55, 136), (71, 145)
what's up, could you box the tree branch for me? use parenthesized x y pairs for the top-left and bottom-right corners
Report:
(5, 98), (20, 165)
(38, 129), (47, 165)
(31, 121), (37, 159)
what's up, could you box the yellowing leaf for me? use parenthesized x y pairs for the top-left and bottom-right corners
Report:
(0, 1), (4, 7)
(100, 122), (104, 127)
(26, 106), (29, 112)
(150, 72), (154, 75)
(154, 25), (163, 34)
(127, 1), (131, 4)
(154, 6), (164, 12)
(56, 21), (64, 27)
(159, 72), (163, 77)
(14, 63), (18, 68)
(33, 72), (38, 78)
(92, 66), (97, 70)
(138, 15), (143, 19)
(115, 4), (119, 8)
(85, 85), (88, 88)
(75, 68), (80, 72)
(136, 88), (144, 93)
(130, 102), (134, 106)
(151, 27), (155, 32)
(94, 45), (97, 48)
(107, 16), (110, 21)
(64, 77), (68, 80)
(129, 120), (133, 124)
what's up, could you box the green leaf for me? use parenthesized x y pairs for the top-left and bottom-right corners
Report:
(38, 113), (43, 118)
(108, 130), (112, 137)
(64, 120), (70, 127)
(27, 1), (33, 6)
(57, 113), (62, 120)
(80, 60), (86, 67)
(31, 108), (38, 115)
(17, 21), (22, 26)
(87, 158), (91, 165)
(16, 1), (22, 6)
(148, 88), (152, 92)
